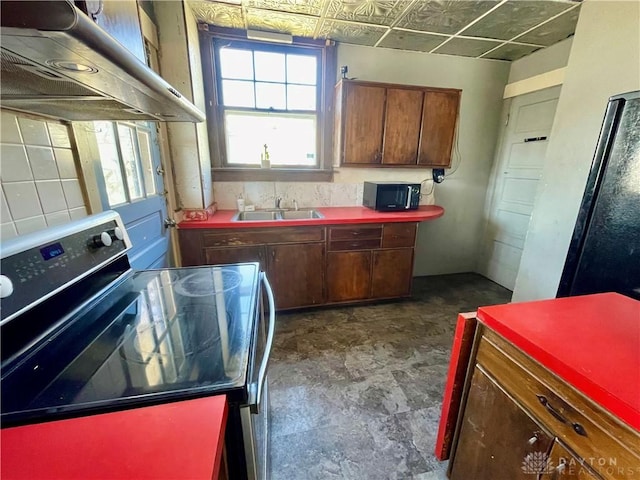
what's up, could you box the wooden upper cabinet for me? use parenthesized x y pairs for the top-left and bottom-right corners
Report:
(78, 0), (147, 63)
(342, 84), (386, 164)
(382, 89), (424, 165)
(334, 80), (460, 168)
(419, 91), (460, 167)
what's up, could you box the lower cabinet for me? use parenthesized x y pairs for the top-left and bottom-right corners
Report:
(267, 243), (325, 309)
(326, 251), (372, 302)
(449, 327), (638, 480)
(450, 366), (553, 480)
(178, 222), (418, 310)
(542, 442), (601, 480)
(371, 249), (413, 298)
(204, 245), (265, 266)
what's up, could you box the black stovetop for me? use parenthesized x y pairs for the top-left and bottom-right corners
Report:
(1, 263), (260, 427)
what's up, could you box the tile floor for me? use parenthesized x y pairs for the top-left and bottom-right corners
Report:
(268, 273), (512, 479)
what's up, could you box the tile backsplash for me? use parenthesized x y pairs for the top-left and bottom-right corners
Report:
(1, 111), (87, 241)
(213, 181), (435, 210)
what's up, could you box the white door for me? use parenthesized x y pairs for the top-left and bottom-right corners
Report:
(480, 86), (561, 290)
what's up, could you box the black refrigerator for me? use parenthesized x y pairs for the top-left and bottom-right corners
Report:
(557, 90), (640, 300)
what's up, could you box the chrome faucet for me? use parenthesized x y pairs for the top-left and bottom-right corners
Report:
(275, 197), (282, 209)
(293, 199), (299, 211)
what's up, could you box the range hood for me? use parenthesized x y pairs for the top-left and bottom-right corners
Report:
(0, 1), (205, 122)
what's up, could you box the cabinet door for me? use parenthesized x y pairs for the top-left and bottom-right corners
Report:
(343, 84), (386, 164)
(204, 246), (266, 268)
(540, 442), (602, 480)
(450, 366), (553, 480)
(382, 89), (423, 165)
(419, 91), (460, 167)
(267, 243), (325, 309)
(326, 251), (371, 302)
(371, 249), (413, 298)
(81, 0), (146, 63)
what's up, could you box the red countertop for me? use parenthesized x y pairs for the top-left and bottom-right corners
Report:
(178, 205), (444, 229)
(1, 396), (228, 480)
(477, 293), (640, 431)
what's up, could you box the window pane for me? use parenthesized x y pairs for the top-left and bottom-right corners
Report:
(256, 82), (286, 110)
(225, 111), (316, 167)
(117, 124), (144, 201)
(287, 84), (316, 111)
(137, 129), (156, 196)
(94, 121), (127, 206)
(254, 51), (285, 82)
(219, 48), (253, 80)
(287, 54), (316, 85)
(222, 80), (255, 108)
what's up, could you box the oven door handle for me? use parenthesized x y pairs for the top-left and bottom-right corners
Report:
(250, 272), (275, 414)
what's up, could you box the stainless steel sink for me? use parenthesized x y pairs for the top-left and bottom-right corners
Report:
(232, 209), (323, 221)
(280, 210), (323, 220)
(233, 211), (280, 221)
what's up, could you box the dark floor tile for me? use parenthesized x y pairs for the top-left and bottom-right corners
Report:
(269, 273), (511, 479)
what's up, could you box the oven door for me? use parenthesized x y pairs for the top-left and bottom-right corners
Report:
(240, 272), (275, 480)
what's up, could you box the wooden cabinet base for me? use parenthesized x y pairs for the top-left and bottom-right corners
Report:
(179, 222), (418, 310)
(448, 325), (640, 480)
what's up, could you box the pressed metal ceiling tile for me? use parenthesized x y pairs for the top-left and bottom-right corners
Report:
(516, 6), (580, 46)
(483, 43), (541, 61)
(378, 30), (447, 52)
(243, 0), (324, 17)
(434, 37), (502, 57)
(462, 1), (574, 41)
(399, 0), (500, 35)
(246, 9), (318, 36)
(318, 20), (387, 46)
(189, 1), (245, 29)
(325, 0), (409, 26)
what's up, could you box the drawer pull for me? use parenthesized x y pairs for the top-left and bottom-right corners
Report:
(536, 395), (568, 424)
(351, 231), (362, 236)
(572, 422), (587, 437)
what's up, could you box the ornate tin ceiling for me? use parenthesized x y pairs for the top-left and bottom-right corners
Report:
(189, 0), (581, 61)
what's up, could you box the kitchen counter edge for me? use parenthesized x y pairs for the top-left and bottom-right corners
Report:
(178, 205), (444, 229)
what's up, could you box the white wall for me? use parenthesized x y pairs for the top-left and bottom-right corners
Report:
(507, 37), (573, 84)
(513, 0), (640, 301)
(335, 44), (510, 276)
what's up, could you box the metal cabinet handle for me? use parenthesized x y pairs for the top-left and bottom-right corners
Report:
(536, 395), (588, 437)
(536, 395), (567, 423)
(89, 0), (104, 20)
(351, 231), (361, 236)
(249, 272), (275, 414)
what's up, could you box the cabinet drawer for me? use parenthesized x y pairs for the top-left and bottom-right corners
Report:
(202, 227), (325, 247)
(329, 239), (381, 251)
(382, 223), (417, 248)
(477, 329), (640, 480)
(329, 225), (382, 241)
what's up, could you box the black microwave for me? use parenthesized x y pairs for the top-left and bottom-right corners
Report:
(363, 181), (421, 211)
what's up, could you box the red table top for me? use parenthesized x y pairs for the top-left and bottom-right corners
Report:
(178, 205), (444, 229)
(477, 293), (640, 431)
(1, 396), (228, 480)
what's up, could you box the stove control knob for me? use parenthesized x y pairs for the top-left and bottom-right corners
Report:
(0, 275), (14, 298)
(109, 227), (124, 241)
(92, 231), (113, 248)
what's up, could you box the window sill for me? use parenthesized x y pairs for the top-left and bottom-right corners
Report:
(211, 168), (334, 182)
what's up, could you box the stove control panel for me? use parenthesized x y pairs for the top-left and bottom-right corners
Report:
(0, 211), (131, 325)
